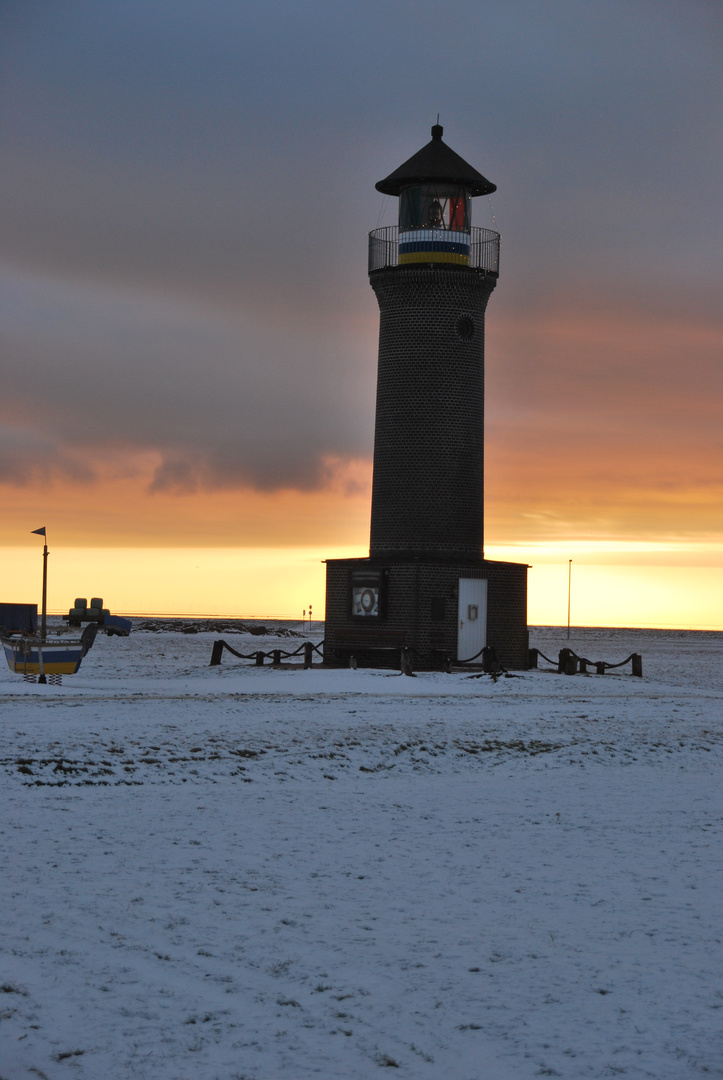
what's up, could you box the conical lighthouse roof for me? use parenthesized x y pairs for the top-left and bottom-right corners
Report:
(375, 124), (496, 197)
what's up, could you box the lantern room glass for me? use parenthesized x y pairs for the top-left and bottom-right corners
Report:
(399, 185), (471, 232)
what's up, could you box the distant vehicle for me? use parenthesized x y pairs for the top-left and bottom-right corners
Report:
(63, 598), (131, 636)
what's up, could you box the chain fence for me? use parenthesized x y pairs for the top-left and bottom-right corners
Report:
(209, 639), (642, 679)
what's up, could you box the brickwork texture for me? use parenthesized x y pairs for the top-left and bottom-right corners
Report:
(369, 265), (497, 558)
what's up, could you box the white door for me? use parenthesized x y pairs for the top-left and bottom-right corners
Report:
(457, 578), (487, 661)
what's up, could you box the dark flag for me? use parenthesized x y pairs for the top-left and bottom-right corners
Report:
(31, 527), (46, 536)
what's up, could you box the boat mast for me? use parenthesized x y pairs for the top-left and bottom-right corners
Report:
(41, 541), (48, 640)
(32, 527), (48, 639)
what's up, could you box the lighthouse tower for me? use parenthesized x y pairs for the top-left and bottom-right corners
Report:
(324, 125), (528, 669)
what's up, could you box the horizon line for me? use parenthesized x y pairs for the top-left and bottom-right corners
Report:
(35, 612), (723, 633)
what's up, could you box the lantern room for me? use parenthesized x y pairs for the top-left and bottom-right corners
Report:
(397, 185), (471, 265)
(399, 184), (470, 232)
(375, 123), (496, 267)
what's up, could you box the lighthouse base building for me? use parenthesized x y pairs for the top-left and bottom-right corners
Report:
(325, 556), (528, 670)
(324, 125), (529, 670)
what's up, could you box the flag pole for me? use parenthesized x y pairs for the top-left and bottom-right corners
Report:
(567, 559), (572, 640)
(31, 528), (48, 640)
(41, 541), (48, 640)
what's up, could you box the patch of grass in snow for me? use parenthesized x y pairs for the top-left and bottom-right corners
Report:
(454, 738), (565, 756)
(374, 1050), (400, 1067)
(268, 958), (296, 977)
(410, 1043), (434, 1062)
(184, 1013), (214, 1024)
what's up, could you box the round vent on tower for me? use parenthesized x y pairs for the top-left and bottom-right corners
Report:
(456, 315), (475, 340)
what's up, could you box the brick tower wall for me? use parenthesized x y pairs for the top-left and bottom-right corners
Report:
(369, 265), (497, 558)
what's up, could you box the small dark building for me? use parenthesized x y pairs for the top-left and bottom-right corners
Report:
(324, 125), (528, 669)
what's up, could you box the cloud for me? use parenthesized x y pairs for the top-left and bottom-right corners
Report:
(0, 266), (377, 492)
(0, 423), (95, 485)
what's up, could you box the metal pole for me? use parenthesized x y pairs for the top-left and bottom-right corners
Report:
(567, 559), (572, 640)
(41, 542), (48, 641)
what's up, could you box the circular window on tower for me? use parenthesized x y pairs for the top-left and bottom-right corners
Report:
(456, 315), (475, 340)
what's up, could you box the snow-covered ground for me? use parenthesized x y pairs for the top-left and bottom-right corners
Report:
(1, 623), (721, 1079)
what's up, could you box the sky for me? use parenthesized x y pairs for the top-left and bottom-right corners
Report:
(1, 0), (721, 626)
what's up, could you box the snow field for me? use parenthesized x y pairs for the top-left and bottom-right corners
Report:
(1, 625), (722, 1079)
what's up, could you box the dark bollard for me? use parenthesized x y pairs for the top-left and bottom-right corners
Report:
(303, 642), (313, 669)
(255, 650), (265, 666)
(400, 647), (415, 677)
(272, 649), (281, 667)
(559, 648), (577, 674)
(631, 653), (643, 677)
(528, 648), (539, 669)
(564, 652), (577, 676)
(596, 661), (606, 675)
(579, 658), (588, 674)
(210, 640), (224, 666)
(482, 644), (498, 674)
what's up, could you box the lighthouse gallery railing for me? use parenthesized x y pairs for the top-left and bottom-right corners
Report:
(368, 226), (500, 274)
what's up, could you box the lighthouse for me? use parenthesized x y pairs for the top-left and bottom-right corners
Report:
(324, 125), (528, 669)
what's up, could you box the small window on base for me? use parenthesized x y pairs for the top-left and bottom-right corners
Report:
(431, 597), (446, 622)
(350, 570), (386, 619)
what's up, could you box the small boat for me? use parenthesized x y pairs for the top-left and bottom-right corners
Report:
(1, 623), (98, 677)
(0, 528), (124, 681)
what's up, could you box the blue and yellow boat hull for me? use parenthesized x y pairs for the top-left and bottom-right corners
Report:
(2, 625), (97, 676)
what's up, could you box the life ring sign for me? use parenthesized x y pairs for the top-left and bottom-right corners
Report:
(352, 585), (380, 617)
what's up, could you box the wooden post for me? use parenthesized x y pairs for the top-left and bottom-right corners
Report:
(271, 649), (281, 666)
(210, 640), (224, 666)
(255, 650), (265, 666)
(631, 653), (643, 677)
(564, 652), (577, 676)
(303, 642), (313, 669)
(558, 648), (569, 674)
(595, 661), (606, 675)
(400, 647), (415, 677)
(528, 648), (538, 669)
(482, 645), (498, 674)
(579, 658), (588, 674)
